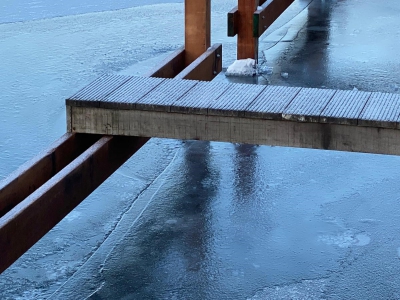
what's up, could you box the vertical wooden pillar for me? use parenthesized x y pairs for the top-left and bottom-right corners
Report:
(185, 0), (211, 66)
(237, 0), (258, 60)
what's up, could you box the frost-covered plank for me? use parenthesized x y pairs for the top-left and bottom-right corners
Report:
(135, 79), (198, 112)
(358, 92), (400, 128)
(100, 77), (166, 110)
(66, 74), (131, 107)
(283, 88), (336, 122)
(171, 81), (231, 114)
(207, 83), (266, 117)
(245, 86), (301, 120)
(320, 90), (371, 125)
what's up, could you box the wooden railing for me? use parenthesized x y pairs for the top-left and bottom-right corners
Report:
(228, 0), (294, 60)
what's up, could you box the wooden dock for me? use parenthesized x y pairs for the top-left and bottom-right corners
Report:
(0, 0), (297, 274)
(67, 75), (400, 156)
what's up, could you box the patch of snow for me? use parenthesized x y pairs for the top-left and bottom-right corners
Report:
(226, 59), (256, 77)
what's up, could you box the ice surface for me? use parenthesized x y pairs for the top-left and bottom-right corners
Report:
(248, 279), (327, 300)
(318, 231), (371, 248)
(280, 72), (289, 79)
(226, 59), (256, 77)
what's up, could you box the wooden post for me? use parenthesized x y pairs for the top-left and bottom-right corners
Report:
(185, 0), (211, 66)
(237, 0), (258, 60)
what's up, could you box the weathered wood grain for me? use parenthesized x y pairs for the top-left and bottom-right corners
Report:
(0, 133), (100, 219)
(227, 6), (239, 37)
(237, 0), (258, 59)
(0, 135), (148, 274)
(321, 90), (371, 125)
(185, 0), (211, 65)
(146, 46), (186, 78)
(358, 92), (400, 129)
(176, 44), (222, 81)
(66, 74), (131, 108)
(246, 86), (301, 120)
(69, 106), (400, 156)
(136, 79), (198, 112)
(208, 83), (266, 117)
(103, 77), (166, 110)
(171, 81), (231, 114)
(283, 88), (336, 122)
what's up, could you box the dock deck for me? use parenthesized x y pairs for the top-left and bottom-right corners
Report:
(67, 74), (400, 156)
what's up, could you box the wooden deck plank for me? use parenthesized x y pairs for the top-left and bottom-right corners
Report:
(66, 74), (131, 107)
(283, 88), (336, 122)
(208, 84), (266, 117)
(245, 86), (301, 120)
(320, 90), (372, 125)
(358, 92), (400, 129)
(135, 79), (198, 112)
(66, 76), (400, 156)
(101, 77), (166, 109)
(170, 81), (231, 114)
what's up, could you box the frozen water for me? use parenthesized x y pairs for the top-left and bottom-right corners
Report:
(248, 279), (327, 300)
(318, 231), (371, 248)
(226, 59), (256, 77)
(258, 65), (274, 75)
(281, 72), (289, 79)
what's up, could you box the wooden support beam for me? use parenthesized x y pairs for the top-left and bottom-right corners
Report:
(68, 107), (400, 157)
(175, 44), (222, 81)
(146, 46), (186, 78)
(185, 0), (211, 66)
(0, 133), (100, 218)
(227, 6), (239, 37)
(0, 34), (219, 273)
(0, 136), (148, 274)
(237, 0), (259, 60)
(254, 0), (294, 38)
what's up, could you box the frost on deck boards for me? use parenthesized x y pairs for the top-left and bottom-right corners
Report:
(66, 74), (400, 156)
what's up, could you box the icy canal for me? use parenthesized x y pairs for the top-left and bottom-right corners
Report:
(1, 0), (400, 299)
